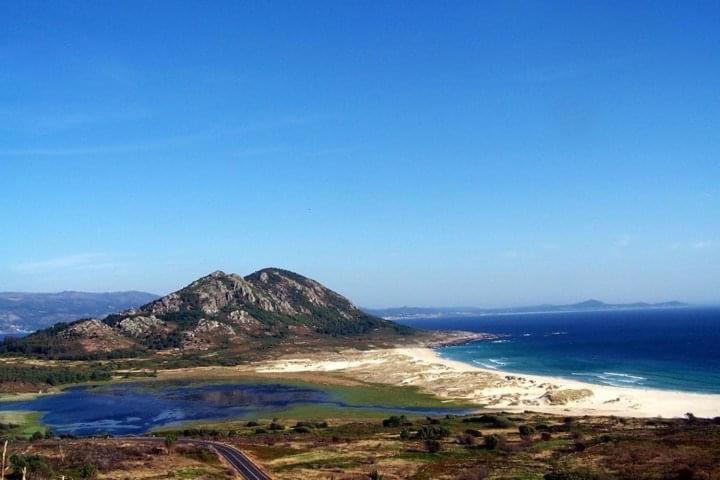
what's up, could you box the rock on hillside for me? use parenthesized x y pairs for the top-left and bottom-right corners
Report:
(3, 268), (413, 358)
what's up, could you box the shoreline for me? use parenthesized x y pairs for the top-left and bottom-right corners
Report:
(256, 346), (720, 419)
(416, 347), (720, 418)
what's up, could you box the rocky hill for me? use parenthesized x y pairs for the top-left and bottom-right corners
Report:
(0, 291), (159, 333)
(2, 269), (413, 359)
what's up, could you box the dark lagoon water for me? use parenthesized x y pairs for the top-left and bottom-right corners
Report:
(0, 382), (465, 436)
(397, 307), (720, 394)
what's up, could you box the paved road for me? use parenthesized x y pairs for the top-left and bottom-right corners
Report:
(192, 440), (272, 480)
(123, 436), (271, 480)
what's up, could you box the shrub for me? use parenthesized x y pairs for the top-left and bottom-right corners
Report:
(268, 422), (285, 431)
(462, 414), (514, 428)
(255, 428), (268, 434)
(293, 426), (312, 434)
(415, 425), (451, 440)
(400, 429), (412, 440)
(541, 432), (552, 441)
(245, 421), (260, 427)
(424, 439), (442, 453)
(484, 434), (501, 450)
(456, 434), (476, 446)
(382, 415), (406, 428)
(519, 425), (536, 437)
(464, 428), (482, 437)
(79, 463), (98, 479)
(10, 454), (54, 477)
(369, 470), (384, 480)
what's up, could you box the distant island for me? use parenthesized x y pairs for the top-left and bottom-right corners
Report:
(365, 299), (689, 320)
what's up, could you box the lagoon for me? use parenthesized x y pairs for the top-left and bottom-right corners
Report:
(0, 382), (465, 436)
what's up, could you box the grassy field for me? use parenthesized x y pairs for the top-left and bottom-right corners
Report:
(0, 410), (45, 438)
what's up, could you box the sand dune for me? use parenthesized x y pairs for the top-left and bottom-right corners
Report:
(256, 347), (720, 418)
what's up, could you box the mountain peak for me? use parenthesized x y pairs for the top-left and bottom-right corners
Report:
(6, 268), (411, 359)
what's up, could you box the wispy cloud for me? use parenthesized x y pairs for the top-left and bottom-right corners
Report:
(0, 113), (335, 157)
(519, 56), (634, 84)
(614, 234), (634, 248)
(692, 240), (714, 250)
(13, 253), (122, 274)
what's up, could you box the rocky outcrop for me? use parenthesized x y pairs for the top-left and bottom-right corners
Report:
(116, 315), (165, 337)
(13, 268), (413, 357)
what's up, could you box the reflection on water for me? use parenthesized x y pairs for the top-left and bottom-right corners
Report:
(0, 382), (464, 436)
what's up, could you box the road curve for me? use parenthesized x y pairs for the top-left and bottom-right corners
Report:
(192, 439), (272, 480)
(121, 436), (271, 480)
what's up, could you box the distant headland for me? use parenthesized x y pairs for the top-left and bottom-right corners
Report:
(365, 299), (690, 320)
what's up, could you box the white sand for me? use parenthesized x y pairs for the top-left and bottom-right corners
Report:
(257, 347), (720, 418)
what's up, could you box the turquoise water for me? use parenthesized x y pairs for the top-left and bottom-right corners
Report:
(0, 382), (466, 436)
(398, 307), (720, 394)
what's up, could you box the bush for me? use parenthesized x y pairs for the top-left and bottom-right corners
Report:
(424, 439), (442, 453)
(382, 415), (407, 428)
(79, 463), (98, 479)
(464, 428), (482, 437)
(293, 426), (312, 433)
(518, 425), (536, 437)
(369, 470), (384, 480)
(456, 434), (476, 446)
(484, 434), (501, 450)
(268, 422), (285, 431)
(415, 425), (450, 440)
(254, 428), (268, 434)
(10, 454), (54, 477)
(541, 432), (552, 441)
(400, 429), (412, 440)
(462, 414), (514, 428)
(245, 421), (260, 427)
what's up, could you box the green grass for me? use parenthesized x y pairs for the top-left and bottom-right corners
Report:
(533, 439), (573, 451)
(0, 410), (45, 438)
(174, 467), (225, 479)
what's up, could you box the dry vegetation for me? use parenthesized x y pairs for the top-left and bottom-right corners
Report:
(0, 438), (233, 479)
(162, 412), (720, 480)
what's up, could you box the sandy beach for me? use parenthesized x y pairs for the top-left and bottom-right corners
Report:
(256, 346), (720, 418)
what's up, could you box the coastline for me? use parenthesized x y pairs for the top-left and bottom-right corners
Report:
(255, 345), (720, 419)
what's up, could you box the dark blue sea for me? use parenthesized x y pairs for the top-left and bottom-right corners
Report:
(397, 307), (720, 394)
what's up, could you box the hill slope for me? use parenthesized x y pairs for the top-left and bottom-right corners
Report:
(0, 291), (159, 333)
(2, 269), (413, 359)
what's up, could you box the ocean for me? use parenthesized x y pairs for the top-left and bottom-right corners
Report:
(396, 307), (720, 394)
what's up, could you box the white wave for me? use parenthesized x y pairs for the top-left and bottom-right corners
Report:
(522, 333), (532, 337)
(550, 331), (568, 335)
(571, 371), (646, 386)
(491, 339), (511, 343)
(603, 372), (647, 380)
(473, 360), (498, 370)
(488, 358), (508, 366)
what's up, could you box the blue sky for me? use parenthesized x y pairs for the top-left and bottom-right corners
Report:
(1, 1), (718, 307)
